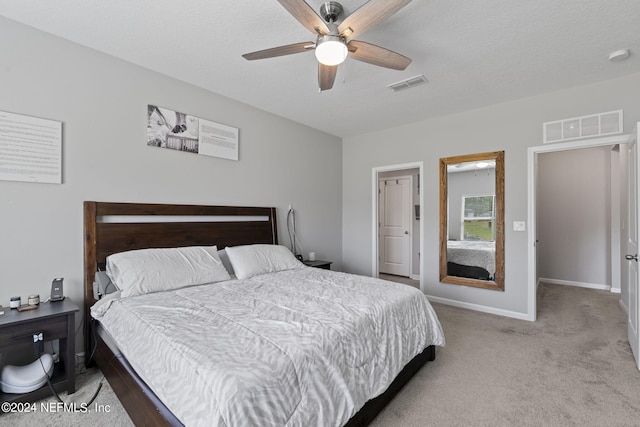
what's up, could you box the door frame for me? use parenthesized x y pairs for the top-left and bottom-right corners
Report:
(624, 134), (639, 369)
(378, 174), (413, 277)
(372, 162), (424, 286)
(527, 134), (630, 321)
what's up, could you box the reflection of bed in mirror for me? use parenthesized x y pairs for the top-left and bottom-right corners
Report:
(446, 240), (495, 280)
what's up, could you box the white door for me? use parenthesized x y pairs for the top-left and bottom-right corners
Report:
(627, 125), (640, 370)
(379, 177), (412, 276)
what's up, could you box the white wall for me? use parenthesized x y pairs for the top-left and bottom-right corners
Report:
(536, 146), (611, 287)
(342, 72), (640, 318)
(0, 17), (342, 351)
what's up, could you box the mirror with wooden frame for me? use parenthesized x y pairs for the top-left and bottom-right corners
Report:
(439, 151), (504, 290)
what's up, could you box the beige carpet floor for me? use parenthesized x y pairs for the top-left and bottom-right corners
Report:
(2, 365), (133, 426)
(371, 283), (640, 426)
(5, 282), (639, 426)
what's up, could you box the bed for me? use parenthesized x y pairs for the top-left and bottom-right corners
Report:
(83, 201), (444, 426)
(446, 240), (495, 280)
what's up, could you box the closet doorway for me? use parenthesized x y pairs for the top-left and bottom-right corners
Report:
(372, 162), (423, 288)
(527, 134), (630, 321)
(536, 146), (618, 291)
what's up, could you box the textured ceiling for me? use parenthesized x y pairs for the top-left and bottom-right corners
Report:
(1, 0), (639, 138)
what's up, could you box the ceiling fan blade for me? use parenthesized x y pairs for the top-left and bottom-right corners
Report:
(242, 42), (313, 60)
(338, 0), (413, 40)
(318, 63), (338, 91)
(277, 0), (330, 35)
(348, 40), (411, 70)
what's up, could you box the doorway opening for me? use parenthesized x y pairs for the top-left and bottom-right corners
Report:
(527, 134), (630, 321)
(372, 162), (423, 289)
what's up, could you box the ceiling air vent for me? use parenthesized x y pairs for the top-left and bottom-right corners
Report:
(543, 110), (623, 144)
(388, 75), (428, 92)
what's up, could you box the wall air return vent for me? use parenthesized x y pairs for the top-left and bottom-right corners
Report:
(388, 75), (428, 92)
(543, 110), (623, 144)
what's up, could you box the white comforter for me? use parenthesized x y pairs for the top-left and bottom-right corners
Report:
(92, 267), (445, 427)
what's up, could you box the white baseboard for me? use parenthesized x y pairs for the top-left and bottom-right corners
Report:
(411, 274), (420, 281)
(539, 277), (610, 291)
(426, 295), (532, 321)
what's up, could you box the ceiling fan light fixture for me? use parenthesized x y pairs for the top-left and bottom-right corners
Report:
(315, 35), (348, 66)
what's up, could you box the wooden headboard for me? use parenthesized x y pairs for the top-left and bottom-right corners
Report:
(83, 201), (278, 355)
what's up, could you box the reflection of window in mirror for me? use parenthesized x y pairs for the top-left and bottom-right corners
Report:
(439, 151), (504, 291)
(462, 195), (495, 241)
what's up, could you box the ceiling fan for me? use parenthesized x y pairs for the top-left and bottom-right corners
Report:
(242, 0), (413, 92)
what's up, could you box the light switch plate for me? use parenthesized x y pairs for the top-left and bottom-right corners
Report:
(513, 221), (526, 231)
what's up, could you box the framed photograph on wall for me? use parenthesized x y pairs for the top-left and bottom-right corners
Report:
(147, 105), (238, 161)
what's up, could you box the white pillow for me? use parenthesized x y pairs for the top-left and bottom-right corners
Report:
(225, 244), (304, 279)
(106, 245), (231, 298)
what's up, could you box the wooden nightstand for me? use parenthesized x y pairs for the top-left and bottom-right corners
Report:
(303, 260), (332, 270)
(0, 298), (79, 404)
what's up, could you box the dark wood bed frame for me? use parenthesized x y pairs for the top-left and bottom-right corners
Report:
(83, 201), (435, 426)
